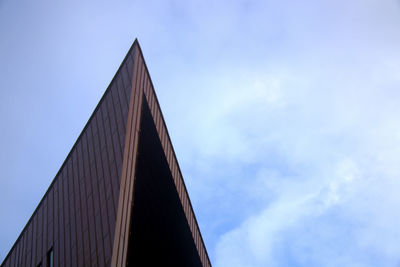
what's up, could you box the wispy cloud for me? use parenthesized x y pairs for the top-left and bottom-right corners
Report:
(160, 1), (400, 265)
(1, 0), (400, 265)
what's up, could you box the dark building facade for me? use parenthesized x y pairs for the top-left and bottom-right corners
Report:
(1, 40), (211, 267)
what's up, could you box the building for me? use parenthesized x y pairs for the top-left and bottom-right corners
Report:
(1, 40), (211, 267)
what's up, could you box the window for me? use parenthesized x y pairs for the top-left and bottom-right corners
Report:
(47, 248), (53, 267)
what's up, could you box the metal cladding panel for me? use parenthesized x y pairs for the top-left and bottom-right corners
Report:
(1, 43), (136, 267)
(139, 45), (211, 267)
(111, 44), (144, 267)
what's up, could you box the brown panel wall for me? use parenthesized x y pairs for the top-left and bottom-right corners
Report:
(1, 43), (136, 267)
(3, 40), (211, 267)
(139, 46), (212, 267)
(135, 50), (210, 267)
(111, 42), (144, 267)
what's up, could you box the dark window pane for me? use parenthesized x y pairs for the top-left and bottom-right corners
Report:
(47, 248), (53, 267)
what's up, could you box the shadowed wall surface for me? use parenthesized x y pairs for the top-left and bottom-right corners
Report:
(126, 99), (203, 267)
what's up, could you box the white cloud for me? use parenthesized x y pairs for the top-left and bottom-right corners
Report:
(164, 1), (400, 265)
(2, 0), (400, 265)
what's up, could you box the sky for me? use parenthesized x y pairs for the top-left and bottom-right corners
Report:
(1, 0), (400, 266)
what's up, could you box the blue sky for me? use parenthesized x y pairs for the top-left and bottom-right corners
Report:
(1, 0), (400, 266)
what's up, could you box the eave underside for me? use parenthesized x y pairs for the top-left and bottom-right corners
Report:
(111, 42), (211, 267)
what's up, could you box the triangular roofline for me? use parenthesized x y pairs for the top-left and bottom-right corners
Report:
(0, 39), (211, 267)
